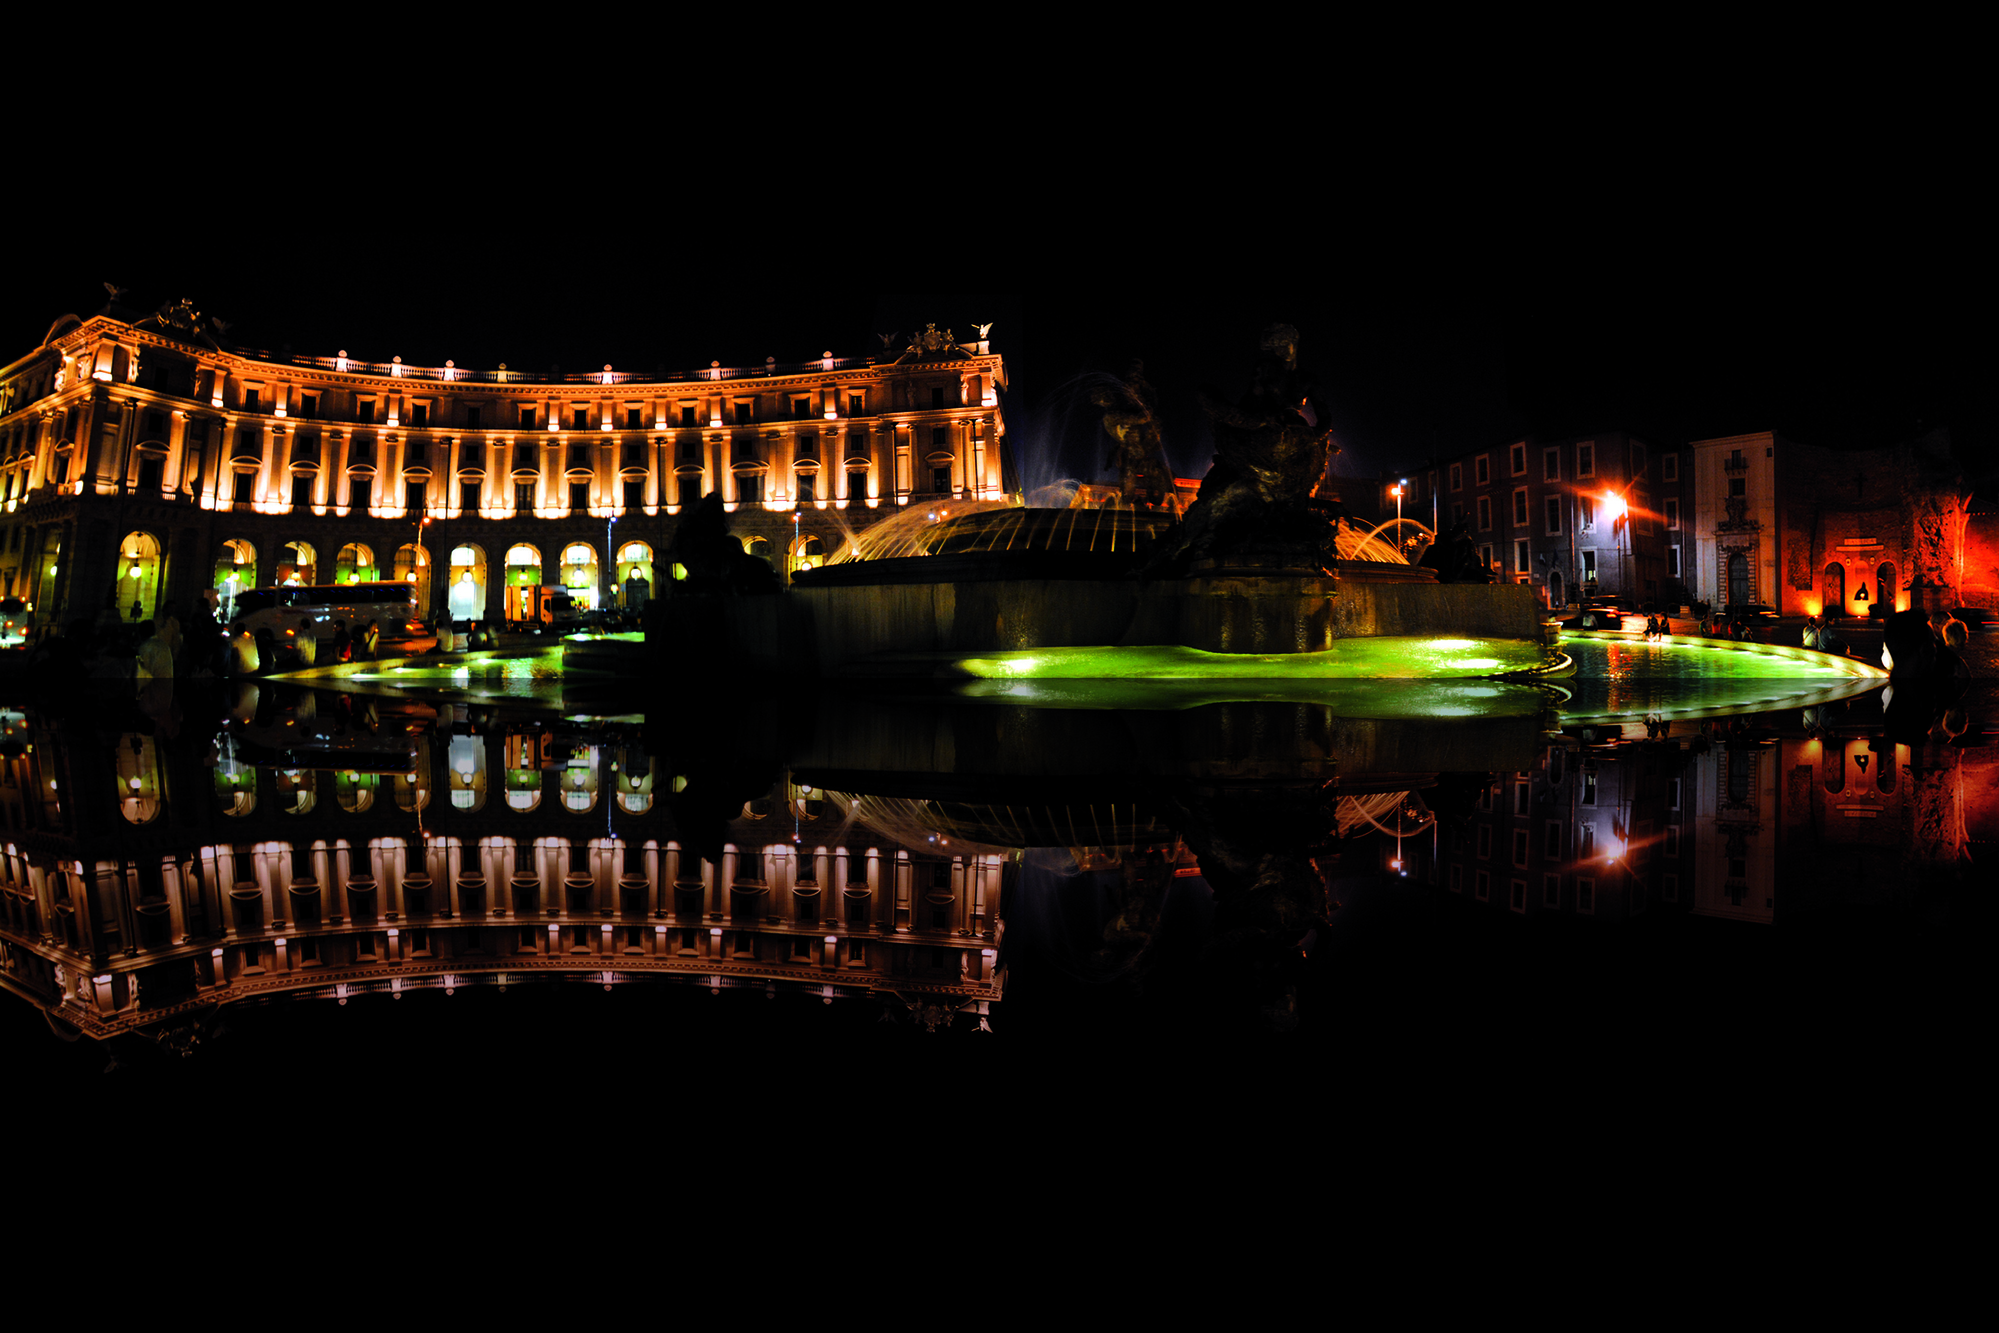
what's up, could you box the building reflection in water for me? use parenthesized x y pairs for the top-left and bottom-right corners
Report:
(1, 680), (1991, 1060)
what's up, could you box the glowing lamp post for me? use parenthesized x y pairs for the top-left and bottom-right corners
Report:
(1600, 490), (1629, 604)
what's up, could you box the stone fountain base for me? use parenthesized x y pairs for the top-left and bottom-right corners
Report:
(651, 561), (1550, 680)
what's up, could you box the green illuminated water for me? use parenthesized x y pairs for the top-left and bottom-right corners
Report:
(947, 636), (1553, 681)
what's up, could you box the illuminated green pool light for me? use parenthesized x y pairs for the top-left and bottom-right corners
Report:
(946, 636), (1556, 681)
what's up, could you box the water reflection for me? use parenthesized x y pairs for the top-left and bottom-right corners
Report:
(0, 669), (1989, 1074)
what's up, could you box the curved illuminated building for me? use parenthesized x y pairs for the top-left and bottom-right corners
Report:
(0, 295), (1009, 625)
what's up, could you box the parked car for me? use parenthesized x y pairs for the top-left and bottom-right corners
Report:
(0, 597), (28, 650)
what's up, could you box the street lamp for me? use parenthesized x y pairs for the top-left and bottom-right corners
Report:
(1599, 489), (1629, 605)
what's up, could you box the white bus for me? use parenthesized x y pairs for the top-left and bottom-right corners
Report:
(231, 583), (435, 654)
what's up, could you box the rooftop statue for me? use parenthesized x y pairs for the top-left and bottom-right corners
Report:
(1148, 323), (1341, 574)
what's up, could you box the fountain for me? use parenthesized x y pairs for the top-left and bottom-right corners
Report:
(650, 325), (1553, 682)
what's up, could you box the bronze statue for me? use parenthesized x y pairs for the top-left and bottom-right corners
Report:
(1148, 323), (1341, 574)
(1091, 362), (1178, 511)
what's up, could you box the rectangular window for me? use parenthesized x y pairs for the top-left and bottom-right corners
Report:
(1576, 877), (1595, 914)
(409, 403), (429, 428)
(733, 401), (753, 426)
(848, 393), (865, 417)
(1477, 496), (1491, 531)
(1509, 879), (1526, 913)
(1665, 497), (1680, 530)
(570, 481), (590, 510)
(407, 480), (426, 512)
(243, 388), (261, 412)
(1543, 447), (1560, 482)
(932, 465), (952, 494)
(1514, 777), (1531, 815)
(1474, 454), (1491, 486)
(1669, 545), (1682, 579)
(1509, 442), (1526, 476)
(1579, 496), (1596, 531)
(518, 405), (536, 429)
(1480, 543), (1495, 575)
(1581, 770), (1598, 806)
(232, 470), (255, 503)
(1661, 452), (1678, 482)
(407, 438), (428, 465)
(1511, 828), (1530, 868)
(465, 404), (481, 429)
(516, 481), (536, 511)
(292, 474), (314, 507)
(1515, 539), (1531, 574)
(299, 394), (318, 420)
(1545, 495), (1563, 535)
(1576, 441), (1594, 478)
(796, 432), (817, 458)
(931, 386), (946, 409)
(1545, 820), (1564, 859)
(357, 398), (375, 423)
(1665, 825), (1680, 858)
(1512, 487), (1528, 526)
(626, 406), (644, 429)
(623, 479), (644, 510)
(1578, 824), (1595, 859)
(350, 475), (373, 510)
(573, 406), (592, 431)
(797, 472), (816, 503)
(462, 479), (482, 511)
(1543, 874), (1561, 909)
(681, 404), (699, 427)
(792, 396), (813, 420)
(737, 473), (762, 504)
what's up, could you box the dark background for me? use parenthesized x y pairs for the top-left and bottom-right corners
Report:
(9, 235), (1988, 501)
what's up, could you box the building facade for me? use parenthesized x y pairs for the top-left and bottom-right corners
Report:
(0, 299), (1009, 628)
(1389, 431), (1684, 609)
(1689, 428), (1972, 619)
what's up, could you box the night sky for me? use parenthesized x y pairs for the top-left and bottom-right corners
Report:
(9, 254), (1987, 500)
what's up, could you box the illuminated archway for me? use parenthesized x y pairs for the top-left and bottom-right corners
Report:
(560, 542), (599, 611)
(448, 543), (488, 622)
(213, 538), (256, 618)
(278, 540), (318, 588)
(335, 543), (376, 584)
(504, 543), (542, 589)
(1825, 561), (1846, 614)
(789, 533), (826, 578)
(448, 734), (488, 812)
(116, 733), (161, 824)
(117, 531), (162, 623)
(392, 543), (431, 611)
(616, 540), (653, 612)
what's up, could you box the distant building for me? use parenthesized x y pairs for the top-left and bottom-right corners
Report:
(0, 298), (1010, 628)
(1688, 428), (1969, 617)
(1393, 432), (1684, 608)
